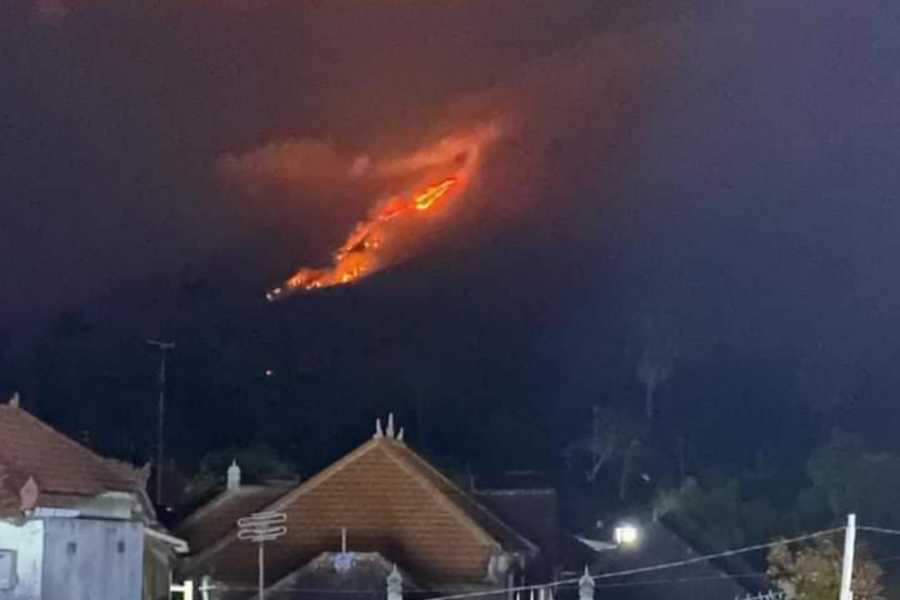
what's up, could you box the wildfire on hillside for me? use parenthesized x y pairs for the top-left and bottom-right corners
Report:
(265, 124), (500, 301)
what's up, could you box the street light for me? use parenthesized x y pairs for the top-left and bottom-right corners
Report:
(613, 523), (640, 547)
(574, 520), (641, 553)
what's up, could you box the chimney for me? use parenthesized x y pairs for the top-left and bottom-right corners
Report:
(227, 460), (241, 491)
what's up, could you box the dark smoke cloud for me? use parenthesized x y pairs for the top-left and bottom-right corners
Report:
(215, 23), (685, 264)
(0, 0), (694, 342)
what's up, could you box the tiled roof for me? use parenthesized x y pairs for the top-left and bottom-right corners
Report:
(0, 464), (22, 518)
(387, 442), (537, 557)
(580, 517), (759, 600)
(183, 436), (537, 587)
(256, 552), (420, 600)
(475, 488), (559, 579)
(176, 484), (293, 554)
(0, 401), (143, 502)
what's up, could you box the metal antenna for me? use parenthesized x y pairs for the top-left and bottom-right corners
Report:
(238, 511), (287, 600)
(147, 338), (175, 506)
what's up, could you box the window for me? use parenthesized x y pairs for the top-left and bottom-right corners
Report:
(0, 549), (18, 590)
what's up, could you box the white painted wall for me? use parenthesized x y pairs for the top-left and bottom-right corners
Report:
(42, 518), (144, 600)
(0, 519), (44, 600)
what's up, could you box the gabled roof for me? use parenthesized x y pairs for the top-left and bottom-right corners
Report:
(254, 552), (420, 600)
(176, 484), (293, 553)
(382, 439), (538, 557)
(0, 400), (145, 511)
(182, 433), (537, 586)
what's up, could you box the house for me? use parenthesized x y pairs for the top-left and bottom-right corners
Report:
(572, 513), (764, 600)
(176, 415), (544, 599)
(0, 393), (187, 600)
(470, 471), (561, 582)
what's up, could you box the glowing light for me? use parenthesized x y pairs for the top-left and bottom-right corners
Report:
(264, 123), (501, 301)
(614, 524), (640, 546)
(413, 178), (457, 211)
(266, 176), (463, 299)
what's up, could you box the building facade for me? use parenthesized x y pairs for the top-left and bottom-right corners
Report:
(0, 394), (186, 600)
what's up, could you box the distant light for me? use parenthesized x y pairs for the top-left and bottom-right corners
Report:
(614, 524), (639, 546)
(265, 369), (275, 377)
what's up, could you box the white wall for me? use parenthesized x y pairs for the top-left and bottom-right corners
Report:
(0, 519), (44, 600)
(42, 519), (144, 600)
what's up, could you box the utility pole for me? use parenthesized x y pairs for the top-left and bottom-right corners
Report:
(147, 338), (175, 506)
(839, 513), (857, 600)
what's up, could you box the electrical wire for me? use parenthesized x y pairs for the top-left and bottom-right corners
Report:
(873, 554), (900, 565)
(416, 527), (844, 600)
(859, 526), (900, 536)
(193, 526), (845, 599)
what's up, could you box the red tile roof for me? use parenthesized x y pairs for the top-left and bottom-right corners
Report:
(0, 465), (22, 518)
(182, 435), (536, 587)
(0, 401), (144, 505)
(176, 484), (293, 553)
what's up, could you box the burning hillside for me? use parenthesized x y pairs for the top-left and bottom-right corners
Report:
(256, 124), (501, 301)
(213, 28), (675, 304)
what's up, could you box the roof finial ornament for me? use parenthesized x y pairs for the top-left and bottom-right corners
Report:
(19, 477), (38, 511)
(387, 563), (403, 600)
(386, 413), (395, 438)
(9, 391), (20, 408)
(374, 418), (384, 439)
(397, 427), (405, 443)
(227, 460), (241, 491)
(579, 565), (595, 600)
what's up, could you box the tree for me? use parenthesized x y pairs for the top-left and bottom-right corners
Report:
(801, 432), (900, 528)
(633, 314), (676, 421)
(565, 405), (633, 483)
(180, 444), (297, 511)
(564, 404), (648, 492)
(653, 474), (781, 550)
(636, 352), (671, 421)
(768, 537), (884, 600)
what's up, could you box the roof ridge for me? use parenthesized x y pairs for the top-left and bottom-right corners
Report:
(0, 403), (138, 492)
(176, 483), (293, 534)
(175, 488), (236, 534)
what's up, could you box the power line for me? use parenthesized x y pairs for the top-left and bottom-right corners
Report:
(216, 572), (771, 596)
(858, 526), (900, 537)
(421, 527), (844, 600)
(194, 526), (846, 600)
(873, 554), (900, 565)
(592, 571), (769, 590)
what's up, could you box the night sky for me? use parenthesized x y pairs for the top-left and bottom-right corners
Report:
(3, 0), (900, 480)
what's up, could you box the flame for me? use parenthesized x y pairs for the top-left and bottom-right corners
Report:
(413, 178), (457, 210)
(266, 175), (464, 300)
(266, 124), (500, 301)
